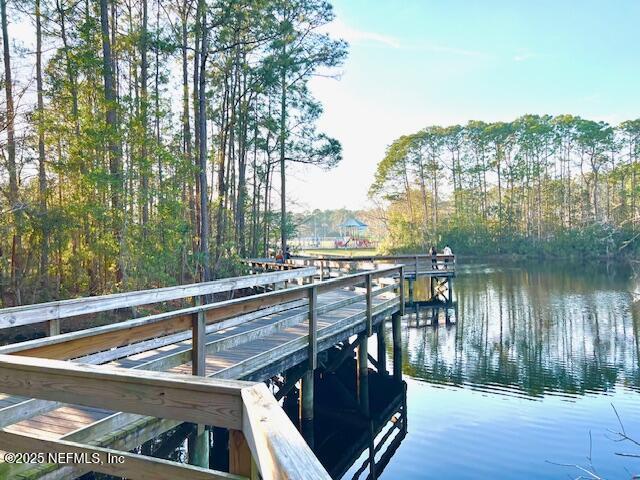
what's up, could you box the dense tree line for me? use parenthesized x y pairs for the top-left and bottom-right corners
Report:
(370, 115), (640, 257)
(0, 0), (346, 307)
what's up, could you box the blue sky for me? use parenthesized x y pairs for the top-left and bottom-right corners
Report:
(288, 0), (640, 210)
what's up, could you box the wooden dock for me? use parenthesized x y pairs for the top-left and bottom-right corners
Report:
(0, 254), (452, 479)
(250, 253), (456, 280)
(247, 253), (456, 304)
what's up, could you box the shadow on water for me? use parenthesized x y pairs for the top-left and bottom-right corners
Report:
(290, 361), (407, 480)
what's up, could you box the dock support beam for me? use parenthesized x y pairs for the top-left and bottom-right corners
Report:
(189, 307), (210, 468)
(377, 323), (387, 375)
(300, 285), (318, 447)
(188, 425), (209, 468)
(392, 312), (402, 381)
(399, 266), (405, 316)
(357, 333), (370, 417)
(301, 370), (314, 447)
(408, 278), (414, 305)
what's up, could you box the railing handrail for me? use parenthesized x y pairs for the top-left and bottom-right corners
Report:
(0, 265), (402, 359)
(0, 267), (317, 330)
(292, 253), (455, 262)
(0, 354), (331, 479)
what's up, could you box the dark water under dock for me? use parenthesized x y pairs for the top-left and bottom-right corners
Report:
(344, 259), (640, 479)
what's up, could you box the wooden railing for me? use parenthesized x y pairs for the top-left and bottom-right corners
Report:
(0, 266), (405, 479)
(0, 354), (327, 479)
(0, 268), (316, 338)
(250, 254), (455, 279)
(245, 260), (303, 272)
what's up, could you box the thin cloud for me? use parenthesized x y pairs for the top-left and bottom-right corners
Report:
(321, 19), (401, 48)
(322, 19), (491, 59)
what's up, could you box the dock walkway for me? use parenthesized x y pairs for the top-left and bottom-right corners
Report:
(0, 254), (453, 479)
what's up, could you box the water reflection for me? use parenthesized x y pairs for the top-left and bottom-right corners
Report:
(405, 261), (640, 398)
(377, 260), (640, 479)
(279, 355), (408, 480)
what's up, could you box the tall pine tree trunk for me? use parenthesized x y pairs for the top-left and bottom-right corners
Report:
(197, 0), (211, 281)
(279, 66), (287, 253)
(1, 0), (22, 305)
(36, 0), (49, 300)
(140, 0), (149, 232)
(100, 0), (123, 285)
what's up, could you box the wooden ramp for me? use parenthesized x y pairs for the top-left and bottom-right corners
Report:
(0, 263), (407, 479)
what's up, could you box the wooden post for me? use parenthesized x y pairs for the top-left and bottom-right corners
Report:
(301, 370), (314, 447)
(320, 260), (324, 281)
(392, 312), (402, 382)
(229, 429), (255, 478)
(357, 333), (370, 417)
(402, 381), (408, 435)
(365, 273), (373, 336)
(301, 285), (317, 447)
(448, 278), (453, 304)
(191, 311), (206, 377)
(408, 278), (414, 305)
(414, 255), (419, 276)
(47, 319), (60, 336)
(399, 266), (405, 316)
(188, 425), (209, 468)
(189, 309), (209, 467)
(308, 286), (318, 370)
(377, 323), (387, 375)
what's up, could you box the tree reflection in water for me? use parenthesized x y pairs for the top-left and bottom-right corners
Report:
(403, 260), (639, 398)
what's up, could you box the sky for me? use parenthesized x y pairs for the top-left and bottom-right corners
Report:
(287, 0), (640, 212)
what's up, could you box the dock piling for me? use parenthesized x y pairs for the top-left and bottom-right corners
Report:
(408, 278), (414, 305)
(357, 333), (370, 417)
(392, 312), (402, 381)
(301, 370), (315, 447)
(377, 323), (387, 375)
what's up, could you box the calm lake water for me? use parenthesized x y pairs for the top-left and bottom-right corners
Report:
(342, 260), (640, 480)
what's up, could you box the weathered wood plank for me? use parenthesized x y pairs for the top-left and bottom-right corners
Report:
(0, 299), (308, 358)
(241, 383), (330, 480)
(0, 431), (243, 480)
(0, 355), (249, 430)
(0, 289), (348, 431)
(0, 296), (310, 361)
(0, 268), (316, 329)
(14, 313), (193, 360)
(229, 430), (253, 478)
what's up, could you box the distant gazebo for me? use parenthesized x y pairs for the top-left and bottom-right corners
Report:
(339, 218), (368, 238)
